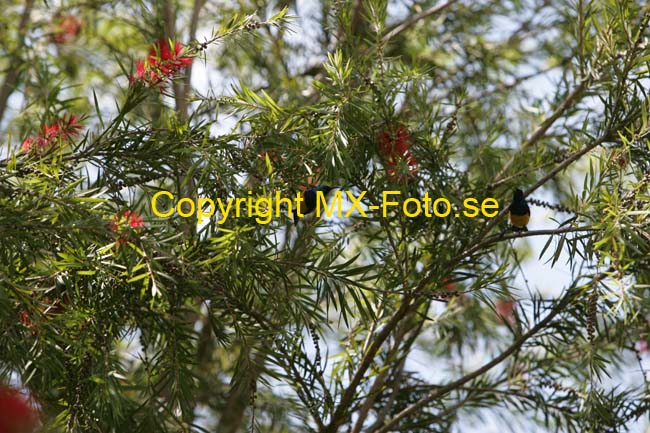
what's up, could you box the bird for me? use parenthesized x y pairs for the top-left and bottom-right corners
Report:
(294, 185), (335, 223)
(508, 188), (530, 231)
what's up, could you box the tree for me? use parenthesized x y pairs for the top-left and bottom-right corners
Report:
(1, 0), (650, 432)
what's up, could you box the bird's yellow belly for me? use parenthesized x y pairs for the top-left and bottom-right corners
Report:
(509, 213), (530, 228)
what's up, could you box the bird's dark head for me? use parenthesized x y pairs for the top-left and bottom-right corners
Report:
(513, 188), (525, 201)
(317, 185), (335, 195)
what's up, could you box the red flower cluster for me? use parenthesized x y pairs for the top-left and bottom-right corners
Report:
(0, 386), (40, 433)
(112, 210), (145, 230)
(19, 310), (33, 328)
(441, 277), (456, 291)
(21, 114), (83, 154)
(131, 39), (193, 87)
(18, 296), (67, 336)
(51, 14), (82, 44)
(496, 299), (516, 325)
(377, 125), (418, 182)
(111, 210), (145, 246)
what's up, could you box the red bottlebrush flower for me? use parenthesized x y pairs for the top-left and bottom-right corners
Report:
(112, 210), (145, 246)
(51, 14), (82, 44)
(0, 386), (40, 433)
(42, 122), (60, 138)
(385, 157), (418, 182)
(133, 59), (162, 85)
(20, 138), (35, 153)
(131, 39), (193, 86)
(378, 125), (411, 158)
(442, 277), (456, 291)
(112, 210), (145, 230)
(152, 39), (193, 74)
(496, 299), (516, 325)
(19, 310), (30, 327)
(19, 309), (38, 336)
(378, 125), (418, 182)
(20, 134), (46, 154)
(57, 114), (83, 139)
(393, 126), (411, 155)
(19, 310), (33, 328)
(125, 210), (145, 228)
(21, 114), (83, 154)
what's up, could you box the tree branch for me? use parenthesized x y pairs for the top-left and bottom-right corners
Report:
(462, 128), (613, 263)
(350, 0), (364, 36)
(350, 314), (415, 433)
(322, 295), (416, 433)
(381, 0), (459, 44)
(490, 78), (589, 187)
(0, 0), (35, 127)
(458, 225), (598, 263)
(184, 0), (205, 94)
(372, 286), (581, 433)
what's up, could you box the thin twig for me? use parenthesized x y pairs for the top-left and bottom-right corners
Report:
(322, 295), (415, 433)
(490, 78), (589, 187)
(381, 0), (459, 44)
(351, 316), (414, 433)
(0, 0), (35, 126)
(363, 316), (426, 433)
(459, 129), (612, 264)
(184, 0), (205, 94)
(350, 0), (365, 36)
(372, 286), (582, 433)
(459, 225), (597, 262)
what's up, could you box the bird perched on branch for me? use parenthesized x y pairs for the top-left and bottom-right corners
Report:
(508, 188), (530, 232)
(294, 185), (335, 223)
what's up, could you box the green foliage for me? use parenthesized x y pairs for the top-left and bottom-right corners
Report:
(1, 0), (650, 432)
